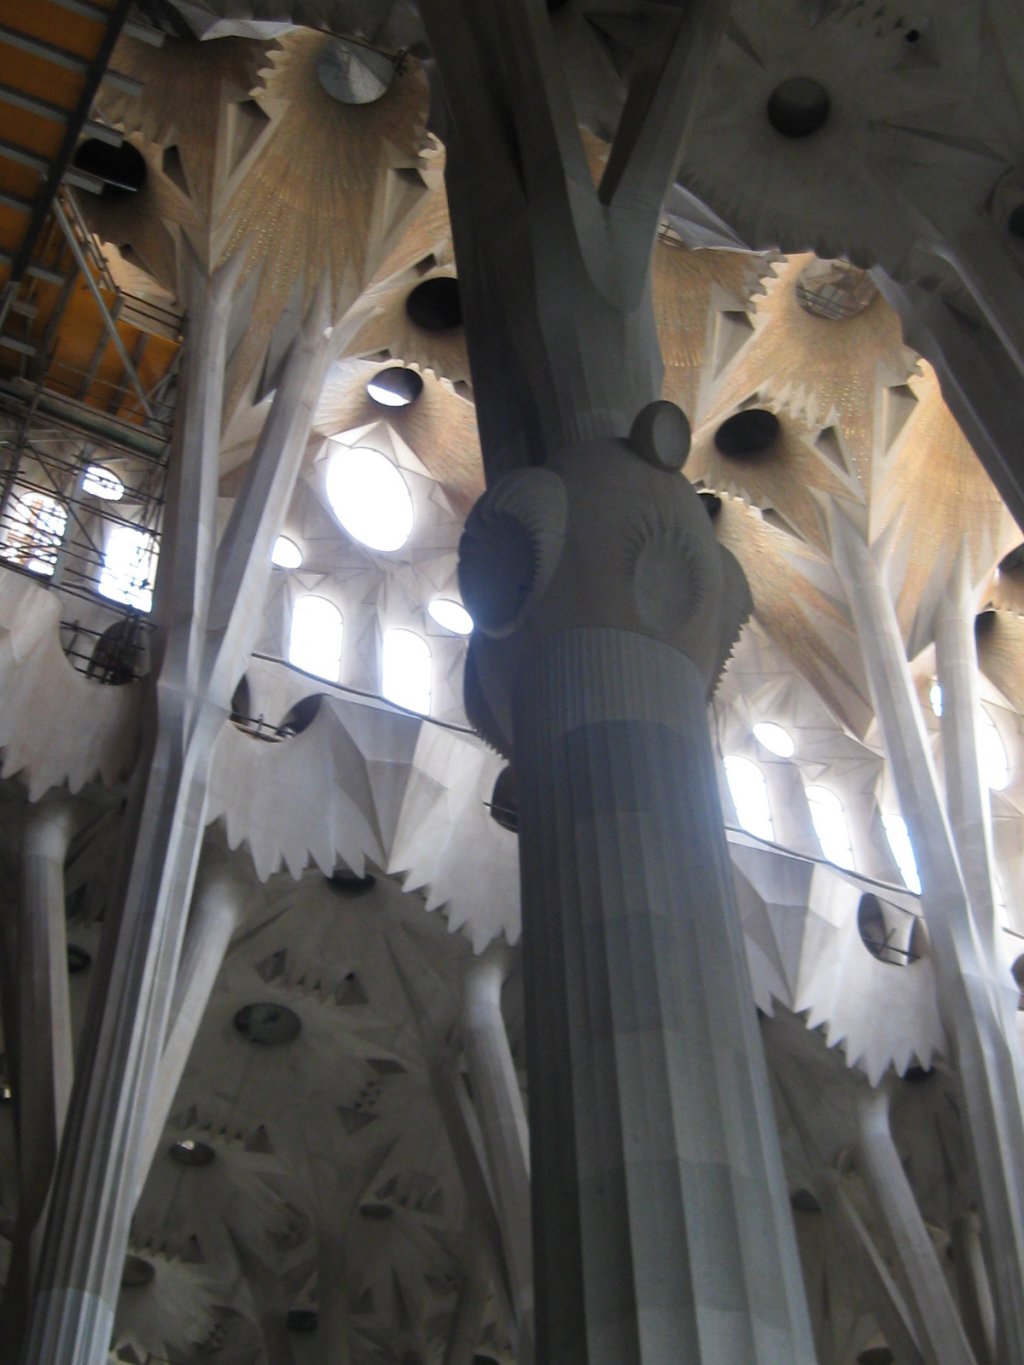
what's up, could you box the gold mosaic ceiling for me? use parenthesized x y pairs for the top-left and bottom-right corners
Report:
(86, 28), (1022, 736)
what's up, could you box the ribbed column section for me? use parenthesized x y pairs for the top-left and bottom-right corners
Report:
(512, 627), (814, 1365)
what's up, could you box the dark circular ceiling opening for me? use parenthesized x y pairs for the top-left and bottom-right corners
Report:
(73, 138), (148, 195)
(168, 1138), (216, 1167)
(67, 943), (92, 973)
(326, 869), (377, 897)
(360, 1202), (395, 1219)
(767, 77), (830, 138)
(790, 1188), (821, 1213)
(1008, 205), (1024, 239)
(317, 37), (394, 105)
(286, 1309), (319, 1333)
(121, 1255), (156, 1288)
(714, 409), (780, 458)
(406, 277), (462, 331)
(367, 366), (424, 408)
(233, 1002), (302, 1046)
(490, 766), (518, 833)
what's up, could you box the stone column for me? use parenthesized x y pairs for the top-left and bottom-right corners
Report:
(816, 1170), (926, 1365)
(854, 1084), (976, 1365)
(135, 859), (249, 1193)
(0, 793), (76, 1362)
(830, 508), (1024, 1361)
(951, 1211), (996, 1365)
(513, 627), (814, 1364)
(934, 554), (1000, 967)
(461, 945), (532, 1360)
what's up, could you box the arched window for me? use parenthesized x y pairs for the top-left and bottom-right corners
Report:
(2, 489), (67, 575)
(724, 755), (774, 842)
(98, 525), (158, 610)
(804, 784), (854, 868)
(289, 595), (343, 682)
(980, 710), (1010, 791)
(382, 629), (431, 714)
(882, 812), (921, 894)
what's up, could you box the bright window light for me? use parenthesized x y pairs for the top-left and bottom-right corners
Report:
(980, 710), (1010, 791)
(929, 681), (943, 717)
(383, 629), (431, 714)
(805, 784), (854, 868)
(1, 490), (67, 575)
(81, 465), (124, 501)
(325, 443), (413, 552)
(724, 755), (774, 842)
(882, 812), (921, 894)
(272, 535), (302, 569)
(427, 597), (473, 635)
(288, 595), (343, 681)
(753, 721), (795, 757)
(98, 524), (158, 610)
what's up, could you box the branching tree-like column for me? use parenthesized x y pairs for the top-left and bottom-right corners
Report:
(830, 507), (1024, 1362)
(18, 267), (335, 1365)
(422, 3), (815, 1359)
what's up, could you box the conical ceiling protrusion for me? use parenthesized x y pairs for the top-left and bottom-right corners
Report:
(584, 13), (654, 76)
(713, 310), (755, 377)
(815, 425), (847, 473)
(881, 383), (918, 451)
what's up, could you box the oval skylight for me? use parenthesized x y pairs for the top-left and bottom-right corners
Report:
(428, 597), (473, 635)
(752, 721), (795, 757)
(271, 535), (302, 569)
(82, 464), (124, 500)
(326, 444), (413, 552)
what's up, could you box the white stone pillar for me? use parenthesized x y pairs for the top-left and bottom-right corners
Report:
(513, 628), (814, 1364)
(461, 945), (532, 1360)
(935, 554), (1000, 966)
(817, 1170), (926, 1365)
(951, 1211), (996, 1365)
(135, 859), (248, 1193)
(0, 793), (76, 1360)
(854, 1084), (976, 1365)
(830, 507), (1024, 1361)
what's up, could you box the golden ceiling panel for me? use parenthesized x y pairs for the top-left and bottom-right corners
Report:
(715, 498), (872, 737)
(98, 34), (270, 224)
(222, 31), (430, 413)
(653, 239), (767, 420)
(315, 363), (484, 516)
(689, 407), (848, 555)
(875, 363), (1011, 636)
(707, 254), (914, 489)
(978, 611), (1024, 715)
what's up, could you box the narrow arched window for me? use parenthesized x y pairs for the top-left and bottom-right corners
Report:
(2, 489), (67, 576)
(289, 595), (343, 682)
(98, 524), (157, 610)
(882, 812), (921, 895)
(382, 628), (431, 714)
(724, 755), (774, 842)
(805, 784), (854, 868)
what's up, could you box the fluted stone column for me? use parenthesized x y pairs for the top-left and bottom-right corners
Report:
(514, 629), (813, 1362)
(462, 946), (533, 1360)
(459, 410), (814, 1364)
